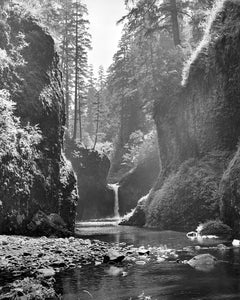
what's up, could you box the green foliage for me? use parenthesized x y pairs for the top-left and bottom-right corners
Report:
(182, 0), (226, 86)
(146, 151), (230, 230)
(0, 90), (41, 217)
(198, 220), (232, 236)
(123, 129), (157, 167)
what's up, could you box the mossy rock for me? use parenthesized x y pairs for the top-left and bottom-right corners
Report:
(120, 194), (148, 227)
(220, 146), (240, 237)
(145, 152), (230, 231)
(198, 220), (232, 237)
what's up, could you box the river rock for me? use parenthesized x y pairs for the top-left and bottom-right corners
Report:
(135, 260), (146, 265)
(187, 254), (217, 272)
(138, 247), (150, 256)
(105, 266), (124, 276)
(27, 210), (72, 237)
(103, 249), (125, 263)
(37, 268), (55, 278)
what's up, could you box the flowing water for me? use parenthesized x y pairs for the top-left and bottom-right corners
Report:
(108, 183), (120, 219)
(55, 222), (240, 300)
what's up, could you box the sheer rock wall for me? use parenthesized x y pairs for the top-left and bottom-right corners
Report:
(0, 8), (78, 235)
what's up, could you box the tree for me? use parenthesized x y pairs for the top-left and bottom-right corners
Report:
(120, 0), (215, 47)
(71, 0), (91, 142)
(120, 0), (182, 46)
(85, 65), (97, 140)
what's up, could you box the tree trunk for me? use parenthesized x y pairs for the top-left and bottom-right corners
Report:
(169, 0), (181, 46)
(73, 1), (79, 140)
(78, 96), (82, 142)
(64, 9), (70, 129)
(93, 91), (100, 149)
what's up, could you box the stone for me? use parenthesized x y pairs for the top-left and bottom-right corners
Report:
(118, 149), (159, 215)
(187, 254), (217, 272)
(64, 136), (112, 220)
(135, 260), (146, 265)
(105, 266), (124, 276)
(27, 210), (72, 237)
(232, 239), (240, 247)
(103, 250), (125, 264)
(37, 268), (55, 278)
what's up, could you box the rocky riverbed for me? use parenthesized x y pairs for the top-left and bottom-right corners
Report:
(0, 234), (233, 299)
(0, 235), (124, 299)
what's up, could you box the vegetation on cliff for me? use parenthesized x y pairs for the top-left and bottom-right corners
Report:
(122, 0), (240, 233)
(0, 4), (78, 234)
(145, 152), (231, 230)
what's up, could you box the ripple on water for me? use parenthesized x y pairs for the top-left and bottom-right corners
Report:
(57, 225), (240, 300)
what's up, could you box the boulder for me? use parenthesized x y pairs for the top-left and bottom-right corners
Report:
(103, 249), (125, 264)
(65, 137), (114, 220)
(27, 211), (72, 237)
(144, 153), (230, 230)
(118, 149), (159, 215)
(197, 220), (232, 237)
(187, 254), (217, 272)
(120, 194), (148, 227)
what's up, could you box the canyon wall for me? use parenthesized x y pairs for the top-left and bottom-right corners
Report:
(0, 6), (78, 235)
(128, 0), (240, 234)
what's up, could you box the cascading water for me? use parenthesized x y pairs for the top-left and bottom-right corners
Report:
(108, 183), (120, 219)
(76, 184), (121, 232)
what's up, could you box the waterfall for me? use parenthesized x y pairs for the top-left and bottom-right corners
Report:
(108, 183), (120, 219)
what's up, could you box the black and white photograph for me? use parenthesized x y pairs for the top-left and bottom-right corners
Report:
(1, 0), (240, 299)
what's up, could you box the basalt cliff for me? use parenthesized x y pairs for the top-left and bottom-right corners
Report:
(127, 0), (240, 236)
(0, 6), (78, 235)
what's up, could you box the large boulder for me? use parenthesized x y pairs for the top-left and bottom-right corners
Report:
(0, 6), (78, 235)
(120, 194), (148, 227)
(65, 137), (114, 220)
(144, 152), (230, 230)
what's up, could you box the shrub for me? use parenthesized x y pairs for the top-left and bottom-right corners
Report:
(0, 90), (41, 228)
(123, 129), (157, 168)
(198, 220), (232, 236)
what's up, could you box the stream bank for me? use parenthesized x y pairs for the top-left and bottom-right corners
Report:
(1, 223), (238, 300)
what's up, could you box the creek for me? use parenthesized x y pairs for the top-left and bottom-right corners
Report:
(54, 222), (240, 300)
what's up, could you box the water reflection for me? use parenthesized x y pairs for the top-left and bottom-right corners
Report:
(55, 226), (240, 300)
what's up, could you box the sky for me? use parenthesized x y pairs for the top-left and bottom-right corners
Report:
(84, 0), (127, 75)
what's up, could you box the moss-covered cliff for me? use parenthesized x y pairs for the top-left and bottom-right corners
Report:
(128, 0), (240, 232)
(0, 6), (78, 235)
(65, 137), (113, 220)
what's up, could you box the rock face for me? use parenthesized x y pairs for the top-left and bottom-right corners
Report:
(0, 7), (78, 235)
(65, 137), (113, 220)
(145, 152), (230, 230)
(220, 147), (240, 237)
(120, 194), (148, 227)
(141, 0), (240, 231)
(118, 148), (160, 215)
